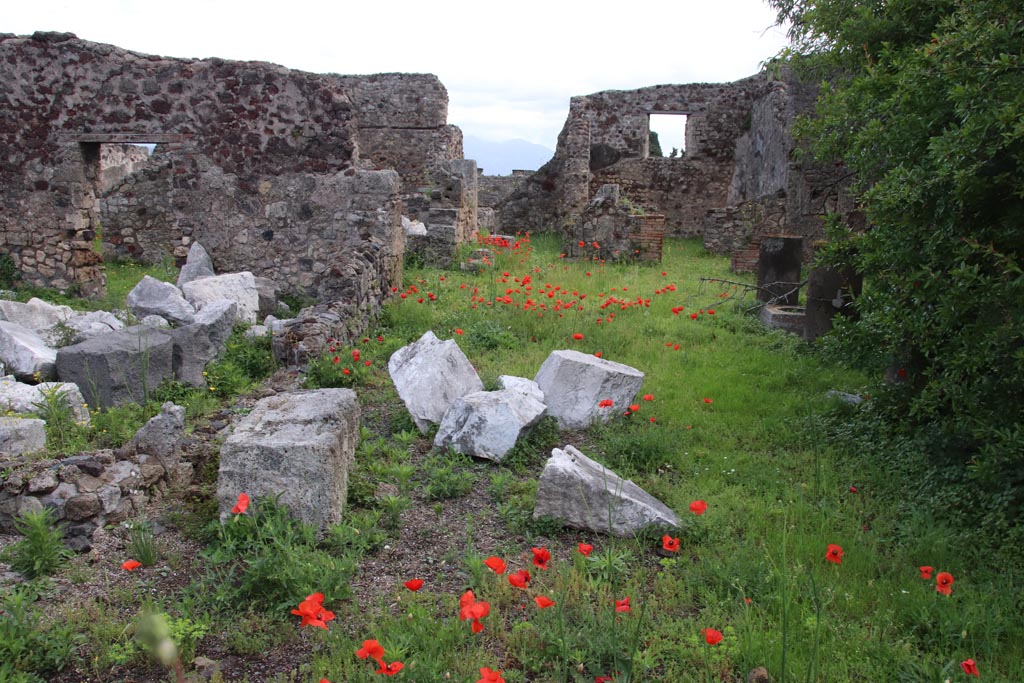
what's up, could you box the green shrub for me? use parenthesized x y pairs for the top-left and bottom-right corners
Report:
(0, 586), (79, 678)
(31, 386), (89, 456)
(6, 508), (73, 579)
(0, 252), (19, 289)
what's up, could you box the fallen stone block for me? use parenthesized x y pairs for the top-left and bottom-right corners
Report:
(217, 388), (359, 530)
(0, 298), (73, 338)
(182, 272), (260, 325)
(176, 242), (216, 288)
(533, 445), (679, 537)
(0, 417), (46, 456)
(55, 326), (174, 408)
(128, 402), (186, 473)
(0, 321), (57, 381)
(0, 377), (90, 425)
(65, 310), (125, 344)
(127, 275), (196, 326)
(171, 299), (237, 387)
(534, 349), (644, 430)
(434, 388), (546, 462)
(388, 331), (484, 433)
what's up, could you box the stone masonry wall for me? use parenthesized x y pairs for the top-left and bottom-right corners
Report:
(0, 33), (453, 305)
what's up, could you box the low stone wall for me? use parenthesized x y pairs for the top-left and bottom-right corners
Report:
(565, 186), (665, 262)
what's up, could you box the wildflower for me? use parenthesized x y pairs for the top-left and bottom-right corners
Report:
(578, 543), (593, 557)
(454, 328), (464, 335)
(377, 335), (385, 342)
(508, 569), (531, 588)
(642, 394), (654, 401)
(121, 559), (142, 571)
(691, 312), (698, 320)
(532, 547), (551, 570)
(629, 404), (640, 413)
(594, 351), (603, 358)
(961, 659), (979, 677)
(478, 667), (506, 683)
(484, 556), (507, 574)
(376, 661), (404, 676)
(459, 590), (491, 633)
(534, 595), (556, 608)
(332, 356), (340, 364)
(702, 628), (723, 645)
(573, 332), (584, 340)
(595, 677), (613, 683)
(919, 565), (933, 580)
(615, 597), (631, 613)
(703, 397), (713, 404)
(352, 349), (361, 362)
(404, 578), (424, 591)
(649, 417), (656, 423)
(343, 368), (351, 375)
(849, 485), (858, 493)
(356, 639), (385, 663)
(598, 399), (614, 408)
(707, 309), (715, 315)
(232, 492), (250, 515)
(936, 571), (954, 595)
(292, 592), (335, 629)
(689, 500), (708, 515)
(825, 544), (844, 565)
(661, 535), (680, 553)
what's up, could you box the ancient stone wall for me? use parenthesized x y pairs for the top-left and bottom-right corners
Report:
(498, 77), (770, 236)
(98, 144), (151, 192)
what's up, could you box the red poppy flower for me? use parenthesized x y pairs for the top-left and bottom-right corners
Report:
(478, 667), (506, 683)
(578, 543), (593, 557)
(642, 394), (654, 401)
(343, 368), (351, 375)
(615, 597), (631, 613)
(403, 578), (424, 592)
(484, 556), (506, 574)
(534, 595), (556, 609)
(292, 592), (335, 629)
(649, 417), (656, 423)
(936, 572), (954, 595)
(595, 677), (613, 683)
(849, 485), (858, 493)
(629, 404), (640, 412)
(690, 312), (698, 320)
(598, 399), (614, 408)
(376, 661), (404, 676)
(578, 241), (585, 247)
(459, 590), (491, 633)
(594, 351), (603, 358)
(707, 309), (715, 315)
(232, 492), (250, 515)
(320, 679), (331, 683)
(825, 544), (844, 565)
(532, 547), (551, 570)
(919, 565), (934, 580)
(573, 332), (584, 340)
(703, 398), (713, 404)
(454, 328), (464, 335)
(689, 500), (708, 515)
(356, 639), (385, 662)
(661, 535), (680, 553)
(508, 569), (531, 588)
(352, 350), (361, 362)
(702, 627), (723, 645)
(121, 559), (142, 571)
(960, 659), (979, 677)
(332, 356), (340, 364)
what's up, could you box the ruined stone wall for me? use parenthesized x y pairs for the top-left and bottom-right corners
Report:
(98, 144), (151, 192)
(478, 173), (525, 210)
(0, 32), (420, 306)
(498, 77), (770, 235)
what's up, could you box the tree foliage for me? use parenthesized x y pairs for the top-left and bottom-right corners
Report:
(648, 130), (663, 157)
(772, 0), (1024, 534)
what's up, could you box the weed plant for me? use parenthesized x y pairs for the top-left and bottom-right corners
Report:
(0, 585), (79, 681)
(5, 508), (73, 579)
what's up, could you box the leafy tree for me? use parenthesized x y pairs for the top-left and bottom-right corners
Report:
(648, 130), (663, 157)
(771, 0), (1024, 535)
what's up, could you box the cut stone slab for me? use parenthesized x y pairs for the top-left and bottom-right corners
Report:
(0, 298), (73, 338)
(55, 326), (174, 408)
(402, 215), (427, 236)
(388, 331), (484, 433)
(176, 242), (216, 288)
(254, 277), (280, 319)
(65, 310), (125, 344)
(126, 275), (196, 326)
(182, 272), (260, 325)
(170, 299), (237, 387)
(434, 388), (546, 462)
(217, 388), (359, 530)
(0, 321), (57, 381)
(533, 445), (680, 537)
(0, 417), (46, 456)
(0, 377), (90, 425)
(534, 349), (645, 430)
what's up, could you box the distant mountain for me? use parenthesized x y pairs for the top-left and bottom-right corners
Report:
(463, 136), (554, 176)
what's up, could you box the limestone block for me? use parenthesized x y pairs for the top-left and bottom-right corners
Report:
(254, 277), (280, 319)
(533, 445), (679, 536)
(402, 215), (427, 236)
(127, 276), (196, 326)
(0, 321), (58, 381)
(0, 298), (73, 336)
(170, 300), (237, 387)
(176, 242), (216, 288)
(65, 310), (125, 344)
(0, 377), (91, 425)
(139, 315), (171, 329)
(129, 402), (186, 472)
(0, 417), (46, 456)
(55, 326), (174, 408)
(434, 389), (546, 462)
(533, 350), (645, 430)
(497, 375), (546, 404)
(217, 388), (359, 530)
(388, 331), (484, 433)
(103, 461), (143, 493)
(182, 272), (260, 325)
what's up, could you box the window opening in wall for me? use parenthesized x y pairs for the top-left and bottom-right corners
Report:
(648, 113), (687, 159)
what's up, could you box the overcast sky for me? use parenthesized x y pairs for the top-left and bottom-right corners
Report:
(5, 0), (789, 150)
